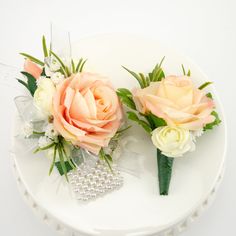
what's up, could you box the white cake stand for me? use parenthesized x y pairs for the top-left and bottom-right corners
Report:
(11, 34), (227, 236)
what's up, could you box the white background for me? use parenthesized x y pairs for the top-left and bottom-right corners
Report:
(0, 0), (235, 235)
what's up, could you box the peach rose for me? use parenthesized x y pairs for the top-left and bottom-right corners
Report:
(133, 76), (215, 130)
(24, 59), (42, 79)
(53, 72), (123, 154)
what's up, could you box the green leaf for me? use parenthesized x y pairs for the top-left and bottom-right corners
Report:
(16, 78), (28, 90)
(58, 145), (68, 180)
(157, 149), (174, 195)
(148, 113), (167, 128)
(181, 64), (186, 75)
(152, 58), (165, 82)
(122, 66), (145, 88)
(49, 145), (57, 175)
(75, 58), (83, 72)
(79, 59), (87, 72)
(50, 50), (69, 76)
(203, 111), (221, 131)
(33, 142), (55, 153)
(206, 92), (213, 99)
(99, 148), (113, 172)
(127, 111), (152, 133)
(198, 81), (212, 90)
(42, 35), (48, 57)
(117, 88), (136, 110)
(116, 125), (131, 134)
(55, 161), (74, 176)
(181, 64), (191, 77)
(117, 88), (132, 97)
(21, 71), (37, 96)
(60, 143), (75, 170)
(20, 53), (44, 66)
(139, 73), (148, 87)
(71, 59), (75, 73)
(187, 69), (191, 77)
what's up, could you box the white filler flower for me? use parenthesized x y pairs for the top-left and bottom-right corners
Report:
(23, 122), (33, 138)
(151, 126), (195, 158)
(34, 78), (56, 116)
(51, 72), (65, 85)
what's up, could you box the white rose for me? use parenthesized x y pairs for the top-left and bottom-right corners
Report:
(151, 126), (195, 158)
(34, 78), (56, 116)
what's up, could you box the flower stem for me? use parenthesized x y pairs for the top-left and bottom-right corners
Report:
(156, 149), (174, 195)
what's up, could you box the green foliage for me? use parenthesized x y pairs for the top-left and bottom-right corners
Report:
(99, 148), (113, 172)
(127, 111), (152, 133)
(116, 88), (136, 110)
(42, 35), (48, 57)
(71, 59), (76, 73)
(33, 136), (75, 180)
(123, 57), (165, 89)
(204, 111), (221, 131)
(148, 57), (165, 82)
(50, 50), (70, 77)
(122, 66), (146, 88)
(17, 71), (38, 96)
(198, 81), (213, 90)
(75, 58), (87, 72)
(146, 113), (167, 129)
(206, 92), (213, 99)
(20, 53), (44, 66)
(181, 64), (191, 76)
(157, 149), (174, 195)
(55, 161), (74, 176)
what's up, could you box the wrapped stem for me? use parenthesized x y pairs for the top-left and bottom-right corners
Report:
(157, 149), (174, 195)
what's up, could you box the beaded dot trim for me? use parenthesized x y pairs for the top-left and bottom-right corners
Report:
(68, 161), (123, 201)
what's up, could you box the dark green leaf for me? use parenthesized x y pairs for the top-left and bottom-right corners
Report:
(148, 113), (167, 128)
(181, 64), (186, 75)
(16, 78), (28, 90)
(157, 149), (174, 195)
(198, 81), (212, 90)
(71, 59), (75, 73)
(127, 111), (152, 133)
(206, 92), (213, 99)
(20, 53), (44, 66)
(187, 69), (191, 77)
(55, 161), (74, 176)
(182, 64), (191, 77)
(21, 71), (37, 96)
(60, 143), (76, 170)
(58, 145), (68, 180)
(105, 154), (113, 162)
(42, 35), (48, 57)
(203, 111), (221, 131)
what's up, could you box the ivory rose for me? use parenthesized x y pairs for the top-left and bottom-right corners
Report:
(133, 76), (215, 130)
(53, 72), (123, 154)
(151, 126), (195, 158)
(34, 78), (56, 116)
(24, 59), (42, 79)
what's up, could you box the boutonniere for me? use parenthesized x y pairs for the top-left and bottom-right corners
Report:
(117, 58), (221, 195)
